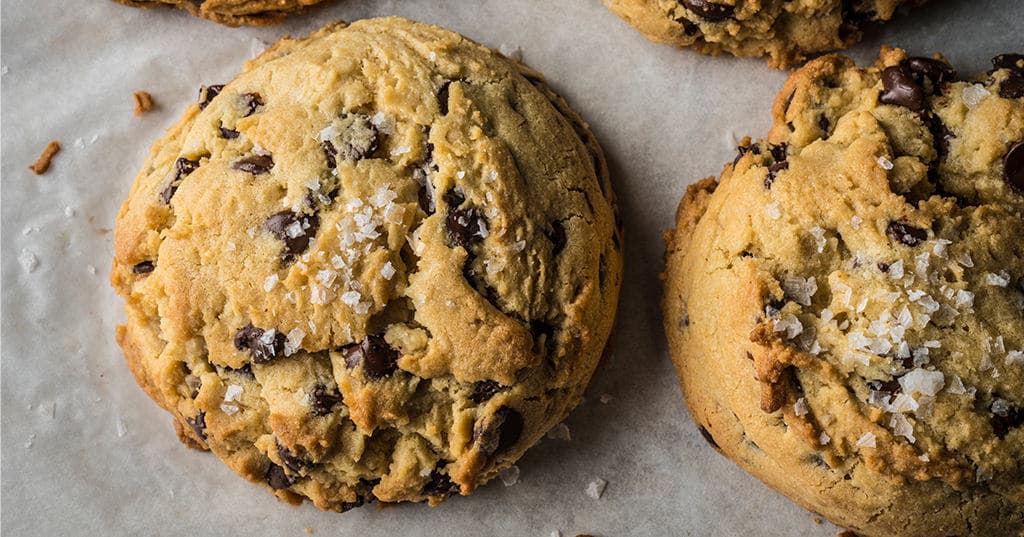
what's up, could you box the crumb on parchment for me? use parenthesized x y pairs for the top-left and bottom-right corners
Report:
(134, 91), (155, 115)
(28, 140), (60, 175)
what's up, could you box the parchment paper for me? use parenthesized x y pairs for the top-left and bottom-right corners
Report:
(2, 1), (1021, 535)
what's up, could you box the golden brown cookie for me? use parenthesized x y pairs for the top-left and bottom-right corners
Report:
(111, 17), (622, 511)
(112, 0), (331, 26)
(663, 49), (1024, 536)
(603, 0), (929, 68)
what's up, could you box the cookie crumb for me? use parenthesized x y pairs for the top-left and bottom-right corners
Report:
(304, 528), (314, 535)
(499, 465), (520, 486)
(18, 249), (39, 273)
(838, 531), (860, 537)
(546, 423), (572, 441)
(133, 91), (155, 116)
(28, 140), (60, 174)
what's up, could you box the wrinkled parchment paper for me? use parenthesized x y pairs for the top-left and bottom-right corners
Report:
(2, 1), (1021, 535)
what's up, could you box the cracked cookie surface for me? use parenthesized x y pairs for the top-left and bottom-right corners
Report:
(663, 48), (1023, 536)
(111, 0), (331, 26)
(111, 17), (622, 511)
(604, 0), (928, 68)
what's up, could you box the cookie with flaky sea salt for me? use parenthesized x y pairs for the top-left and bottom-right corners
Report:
(112, 0), (331, 26)
(663, 48), (1024, 536)
(111, 17), (622, 511)
(603, 0), (928, 68)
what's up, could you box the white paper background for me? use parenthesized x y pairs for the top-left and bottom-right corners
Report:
(1, 1), (1021, 535)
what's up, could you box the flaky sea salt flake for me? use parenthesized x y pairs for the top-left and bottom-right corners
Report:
(585, 478), (607, 499)
(855, 432), (876, 448)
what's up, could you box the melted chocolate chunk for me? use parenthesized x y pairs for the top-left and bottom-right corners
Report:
(818, 114), (830, 135)
(470, 380), (503, 404)
(868, 378), (902, 397)
(680, 0), (734, 21)
(223, 363), (254, 378)
(422, 466), (459, 496)
(546, 220), (566, 255)
(233, 323), (286, 364)
(473, 406), (524, 456)
(342, 335), (398, 380)
(733, 143), (760, 166)
(1000, 73), (1024, 99)
(887, 220), (928, 247)
(905, 57), (956, 89)
(322, 114), (379, 163)
(160, 157), (199, 204)
(926, 112), (955, 157)
(880, 65), (926, 112)
(765, 161), (789, 189)
(1004, 140), (1024, 193)
(132, 260), (155, 274)
(240, 93), (263, 117)
(264, 211), (319, 260)
(197, 84), (224, 109)
(309, 384), (341, 416)
(186, 412), (207, 440)
(992, 54), (1024, 73)
(437, 81), (452, 115)
(991, 399), (1024, 439)
(698, 425), (720, 450)
(231, 154), (274, 175)
(219, 126), (240, 139)
(276, 440), (308, 473)
(444, 189), (486, 249)
(265, 463), (295, 490)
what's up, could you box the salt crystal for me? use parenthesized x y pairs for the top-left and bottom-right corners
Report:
(820, 308), (834, 322)
(263, 273), (279, 292)
(955, 289), (975, 309)
(899, 368), (944, 396)
(992, 398), (1010, 416)
(585, 478), (607, 499)
(946, 375), (967, 395)
(19, 249), (38, 273)
(116, 418), (127, 438)
(919, 453), (930, 462)
(877, 156), (894, 170)
(340, 290), (361, 306)
(782, 276), (817, 306)
(284, 328), (305, 356)
(932, 239), (952, 257)
(889, 259), (905, 279)
(64, 206), (75, 217)
(765, 202), (781, 220)
(221, 403), (239, 415)
(316, 269), (337, 288)
(599, 393), (613, 404)
(1007, 350), (1024, 366)
(984, 271), (1010, 287)
(547, 423), (572, 441)
(819, 432), (831, 445)
(773, 314), (803, 339)
(955, 252), (974, 268)
(370, 111), (387, 128)
(87, 265), (97, 275)
(499, 465), (520, 486)
(962, 84), (991, 109)
(285, 290), (297, 304)
(793, 398), (809, 417)
(384, 203), (405, 224)
(850, 215), (862, 230)
(855, 432), (877, 448)
(285, 221), (304, 239)
(809, 226), (827, 253)
(310, 285), (335, 305)
(381, 261), (396, 280)
(225, 241), (236, 252)
(889, 413), (915, 443)
(843, 351), (871, 367)
(456, 170), (466, 179)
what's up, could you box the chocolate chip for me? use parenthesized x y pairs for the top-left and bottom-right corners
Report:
(992, 54), (1024, 74)
(818, 114), (830, 135)
(186, 412), (207, 440)
(546, 220), (566, 255)
(264, 211), (319, 259)
(470, 380), (503, 404)
(698, 425), (720, 450)
(223, 363), (254, 378)
(868, 378), (902, 397)
(197, 84), (224, 109)
(309, 384), (341, 416)
(991, 399), (1024, 439)
(887, 221), (928, 247)
(926, 113), (955, 157)
(444, 189), (486, 249)
(765, 161), (789, 189)
(473, 406), (524, 456)
(1000, 73), (1024, 99)
(422, 465), (459, 496)
(276, 440), (308, 473)
(321, 114), (379, 163)
(733, 143), (760, 166)
(342, 335), (398, 380)
(265, 462), (295, 490)
(680, 0), (734, 21)
(132, 260), (155, 274)
(233, 323), (286, 364)
(437, 81), (452, 115)
(905, 57), (956, 89)
(878, 262), (890, 272)
(1005, 140), (1024, 193)
(240, 93), (263, 117)
(231, 154), (274, 175)
(160, 157), (199, 204)
(220, 126), (240, 139)
(880, 65), (926, 112)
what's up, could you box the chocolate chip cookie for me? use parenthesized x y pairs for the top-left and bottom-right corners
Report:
(663, 48), (1024, 536)
(111, 17), (622, 511)
(112, 0), (330, 26)
(604, 0), (929, 68)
